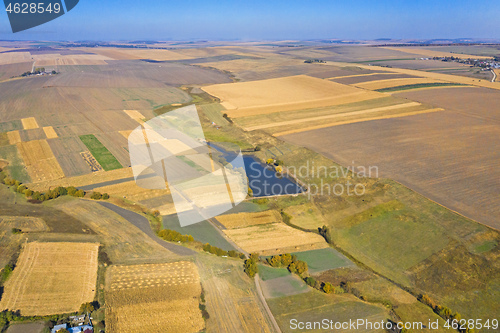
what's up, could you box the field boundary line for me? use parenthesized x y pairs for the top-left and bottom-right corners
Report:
(274, 108), (444, 136)
(326, 72), (409, 80)
(244, 102), (421, 131)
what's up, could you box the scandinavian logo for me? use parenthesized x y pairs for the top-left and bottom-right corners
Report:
(128, 105), (248, 227)
(4, 0), (79, 33)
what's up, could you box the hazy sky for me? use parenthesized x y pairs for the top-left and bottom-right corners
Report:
(1, 0), (499, 41)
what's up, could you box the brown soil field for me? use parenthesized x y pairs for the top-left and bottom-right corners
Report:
(0, 242), (99, 316)
(203, 75), (384, 117)
(322, 61), (500, 91)
(244, 101), (421, 131)
(216, 210), (282, 229)
(32, 53), (113, 66)
(106, 262), (203, 333)
(47, 136), (93, 177)
(381, 47), (493, 59)
(19, 128), (45, 142)
(87, 48), (194, 61)
(272, 107), (443, 136)
(21, 117), (39, 130)
(42, 126), (58, 139)
(281, 87), (500, 229)
(0, 62), (33, 82)
(223, 222), (327, 255)
(6, 131), (21, 144)
(353, 77), (445, 90)
(17, 140), (65, 181)
(0, 52), (32, 65)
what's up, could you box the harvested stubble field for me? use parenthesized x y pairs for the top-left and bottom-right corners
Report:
(203, 75), (383, 117)
(331, 72), (419, 84)
(0, 62), (33, 82)
(55, 199), (178, 264)
(42, 126), (58, 139)
(32, 53), (113, 66)
(93, 180), (170, 202)
(6, 131), (21, 144)
(222, 222), (327, 255)
(21, 117), (38, 130)
(17, 139), (65, 181)
(215, 210), (281, 229)
(0, 242), (99, 316)
(106, 261), (204, 333)
(0, 52), (32, 65)
(0, 216), (48, 232)
(196, 256), (274, 333)
(353, 77), (445, 90)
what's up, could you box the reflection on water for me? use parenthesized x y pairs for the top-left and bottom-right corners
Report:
(209, 143), (303, 197)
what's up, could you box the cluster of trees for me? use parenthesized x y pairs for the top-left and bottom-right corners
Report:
(267, 253), (309, 276)
(244, 253), (259, 278)
(79, 301), (99, 314)
(304, 59), (326, 63)
(0, 310), (77, 332)
(419, 294), (474, 333)
(1, 264), (13, 283)
(0, 172), (109, 202)
(158, 229), (194, 243)
(202, 243), (245, 259)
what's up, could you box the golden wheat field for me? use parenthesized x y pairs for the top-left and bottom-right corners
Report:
(0, 242), (99, 316)
(42, 126), (58, 139)
(32, 53), (113, 66)
(17, 139), (65, 182)
(216, 210), (282, 229)
(6, 130), (21, 144)
(223, 222), (327, 255)
(0, 52), (32, 65)
(202, 75), (384, 117)
(93, 180), (170, 202)
(106, 262), (204, 333)
(21, 117), (39, 130)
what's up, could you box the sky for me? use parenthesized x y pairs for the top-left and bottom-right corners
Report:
(1, 0), (499, 41)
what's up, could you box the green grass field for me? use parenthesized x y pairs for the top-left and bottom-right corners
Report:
(293, 248), (353, 274)
(261, 275), (309, 298)
(162, 214), (236, 251)
(0, 145), (30, 183)
(79, 134), (122, 171)
(258, 264), (291, 281)
(335, 208), (449, 284)
(268, 291), (388, 333)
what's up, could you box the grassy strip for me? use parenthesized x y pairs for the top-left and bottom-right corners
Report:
(79, 134), (122, 171)
(376, 82), (466, 92)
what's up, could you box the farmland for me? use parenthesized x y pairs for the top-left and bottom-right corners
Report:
(106, 261), (204, 333)
(0, 242), (99, 316)
(215, 210), (281, 229)
(202, 75), (384, 117)
(16, 139), (65, 181)
(222, 222), (328, 255)
(79, 134), (123, 171)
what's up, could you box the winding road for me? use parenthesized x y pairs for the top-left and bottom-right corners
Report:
(97, 201), (196, 256)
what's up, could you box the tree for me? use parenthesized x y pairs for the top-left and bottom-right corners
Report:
(295, 260), (308, 275)
(23, 188), (33, 198)
(91, 192), (103, 200)
(305, 276), (316, 287)
(244, 258), (258, 278)
(322, 282), (333, 294)
(102, 193), (110, 200)
(79, 302), (95, 313)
